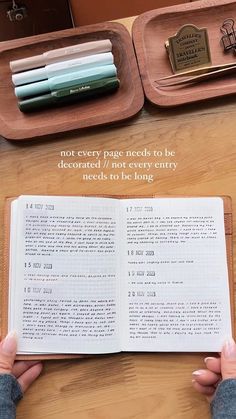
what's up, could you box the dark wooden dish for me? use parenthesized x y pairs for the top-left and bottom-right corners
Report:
(132, 0), (236, 107)
(0, 22), (144, 140)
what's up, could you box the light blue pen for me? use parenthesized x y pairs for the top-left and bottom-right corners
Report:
(15, 64), (117, 99)
(12, 52), (114, 86)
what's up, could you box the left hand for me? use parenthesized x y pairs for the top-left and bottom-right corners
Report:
(0, 331), (43, 393)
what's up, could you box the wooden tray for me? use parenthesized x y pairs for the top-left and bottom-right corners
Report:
(0, 22), (144, 140)
(132, 0), (236, 107)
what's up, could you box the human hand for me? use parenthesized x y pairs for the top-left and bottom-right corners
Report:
(192, 338), (236, 402)
(0, 331), (43, 392)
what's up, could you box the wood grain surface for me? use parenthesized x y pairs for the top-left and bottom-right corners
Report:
(0, 15), (236, 419)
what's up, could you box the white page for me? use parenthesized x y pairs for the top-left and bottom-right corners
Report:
(9, 195), (121, 354)
(120, 197), (232, 352)
(8, 199), (19, 333)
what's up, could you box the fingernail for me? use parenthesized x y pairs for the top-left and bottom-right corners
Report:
(204, 357), (215, 363)
(192, 370), (203, 376)
(2, 331), (17, 355)
(223, 338), (236, 359)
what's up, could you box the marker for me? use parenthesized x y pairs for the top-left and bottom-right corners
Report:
(15, 64), (117, 99)
(10, 39), (112, 73)
(12, 52), (114, 86)
(18, 77), (120, 112)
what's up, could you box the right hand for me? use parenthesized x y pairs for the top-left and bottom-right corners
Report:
(0, 331), (43, 393)
(192, 338), (236, 402)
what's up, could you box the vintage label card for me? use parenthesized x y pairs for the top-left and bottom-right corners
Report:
(166, 24), (211, 73)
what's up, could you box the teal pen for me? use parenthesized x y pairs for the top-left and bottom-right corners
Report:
(15, 64), (117, 99)
(18, 77), (120, 112)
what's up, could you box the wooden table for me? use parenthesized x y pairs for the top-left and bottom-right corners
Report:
(0, 15), (236, 419)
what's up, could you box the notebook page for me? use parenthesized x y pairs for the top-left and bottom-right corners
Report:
(8, 199), (19, 334)
(120, 197), (232, 352)
(10, 195), (121, 354)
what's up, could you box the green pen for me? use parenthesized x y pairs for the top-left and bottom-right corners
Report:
(18, 77), (120, 112)
(15, 64), (117, 99)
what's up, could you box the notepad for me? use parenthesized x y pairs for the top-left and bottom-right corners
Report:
(2, 195), (233, 358)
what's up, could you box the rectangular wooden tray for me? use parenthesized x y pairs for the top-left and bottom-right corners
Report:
(0, 22), (144, 140)
(132, 0), (236, 107)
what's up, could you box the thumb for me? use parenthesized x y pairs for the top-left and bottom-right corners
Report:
(221, 338), (236, 380)
(0, 332), (17, 374)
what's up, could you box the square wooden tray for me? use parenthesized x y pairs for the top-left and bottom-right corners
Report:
(132, 0), (236, 107)
(0, 22), (144, 140)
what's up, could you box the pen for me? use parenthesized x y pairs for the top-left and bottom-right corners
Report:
(12, 52), (114, 86)
(10, 39), (112, 73)
(18, 77), (120, 112)
(15, 64), (117, 99)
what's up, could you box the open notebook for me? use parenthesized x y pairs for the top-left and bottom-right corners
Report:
(2, 195), (234, 359)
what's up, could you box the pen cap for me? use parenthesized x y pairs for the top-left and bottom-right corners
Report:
(10, 54), (46, 73)
(44, 39), (112, 64)
(12, 67), (46, 86)
(51, 64), (117, 90)
(47, 52), (114, 77)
